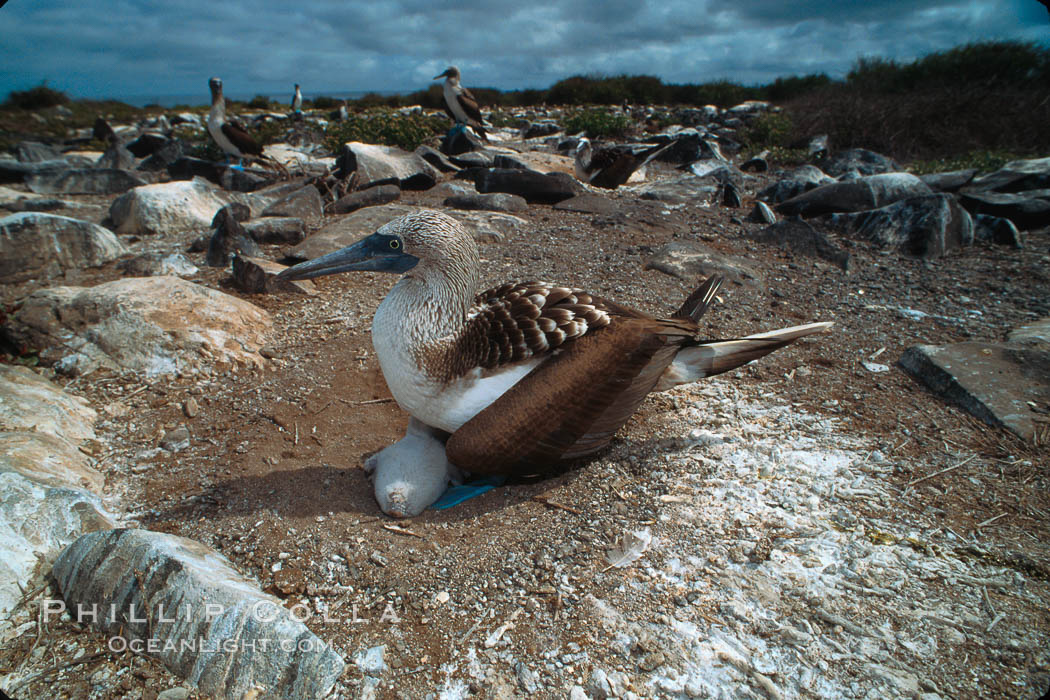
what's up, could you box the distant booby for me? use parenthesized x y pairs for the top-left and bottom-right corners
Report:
(277, 210), (832, 517)
(207, 77), (264, 166)
(574, 138), (673, 189)
(433, 66), (488, 141)
(291, 84), (302, 115)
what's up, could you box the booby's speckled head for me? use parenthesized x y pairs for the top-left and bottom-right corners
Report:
(276, 210), (479, 282)
(209, 77), (223, 100)
(433, 66), (460, 81)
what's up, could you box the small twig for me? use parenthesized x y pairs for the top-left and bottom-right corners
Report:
(907, 454), (976, 486)
(125, 384), (151, 399)
(356, 398), (394, 405)
(458, 610), (489, 644)
(382, 523), (424, 539)
(975, 513), (1008, 529)
(986, 612), (1005, 633)
(531, 495), (581, 514)
(294, 422), (299, 446)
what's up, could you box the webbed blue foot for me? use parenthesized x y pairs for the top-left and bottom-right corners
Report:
(431, 475), (507, 510)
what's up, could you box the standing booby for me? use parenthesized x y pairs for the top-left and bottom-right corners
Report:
(574, 137), (673, 189)
(207, 77), (263, 166)
(277, 210), (832, 518)
(433, 66), (488, 141)
(291, 84), (303, 115)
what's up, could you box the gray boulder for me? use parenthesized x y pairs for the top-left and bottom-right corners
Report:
(974, 214), (1023, 248)
(777, 173), (932, 217)
(26, 168), (146, 195)
(473, 168), (580, 204)
(825, 194), (974, 258)
(336, 142), (439, 190)
(919, 169), (976, 193)
(117, 252), (199, 277)
(95, 140), (137, 170)
(243, 217), (306, 244)
(260, 184), (323, 226)
(330, 184), (401, 215)
(232, 255), (317, 295)
(15, 141), (63, 163)
(823, 148), (901, 177)
(53, 529), (345, 700)
(206, 205), (262, 267)
(413, 145), (459, 173)
(0, 212), (127, 283)
(757, 165), (834, 204)
(967, 156), (1050, 193)
(444, 192), (528, 213)
(0, 158), (70, 184)
(958, 190), (1050, 230)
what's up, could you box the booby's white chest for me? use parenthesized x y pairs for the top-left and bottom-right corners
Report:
(370, 286), (540, 434)
(442, 81), (470, 124)
(207, 108), (239, 156)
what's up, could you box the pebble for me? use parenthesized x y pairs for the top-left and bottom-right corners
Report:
(183, 397), (199, 417)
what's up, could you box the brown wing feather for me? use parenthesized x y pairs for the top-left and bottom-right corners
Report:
(456, 87), (484, 124)
(221, 122), (263, 157)
(590, 142), (673, 189)
(446, 318), (693, 475)
(437, 282), (620, 380)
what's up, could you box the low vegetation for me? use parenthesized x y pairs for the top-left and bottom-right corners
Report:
(322, 112), (447, 153)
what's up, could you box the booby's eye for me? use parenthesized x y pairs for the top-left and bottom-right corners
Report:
(389, 239), (401, 250)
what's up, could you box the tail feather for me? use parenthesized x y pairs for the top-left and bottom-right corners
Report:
(654, 321), (833, 390)
(674, 275), (724, 322)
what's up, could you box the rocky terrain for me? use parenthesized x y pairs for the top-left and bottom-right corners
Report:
(0, 100), (1048, 700)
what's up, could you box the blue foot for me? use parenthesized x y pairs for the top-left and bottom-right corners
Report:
(230, 164), (244, 171)
(431, 475), (507, 510)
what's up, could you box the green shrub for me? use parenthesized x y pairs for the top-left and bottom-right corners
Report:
(563, 109), (632, 138)
(311, 95), (340, 110)
(908, 150), (1020, 175)
(323, 111), (447, 153)
(248, 95), (271, 109)
(3, 82), (70, 110)
(742, 112), (795, 150)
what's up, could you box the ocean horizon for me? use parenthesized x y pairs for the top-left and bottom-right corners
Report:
(117, 90), (402, 108)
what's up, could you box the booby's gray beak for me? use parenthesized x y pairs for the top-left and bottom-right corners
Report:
(276, 232), (418, 281)
(433, 69), (450, 80)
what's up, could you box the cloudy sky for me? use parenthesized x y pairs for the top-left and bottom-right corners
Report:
(1, 0), (1047, 103)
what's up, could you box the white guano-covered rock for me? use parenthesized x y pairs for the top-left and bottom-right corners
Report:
(110, 177), (238, 236)
(3, 276), (272, 377)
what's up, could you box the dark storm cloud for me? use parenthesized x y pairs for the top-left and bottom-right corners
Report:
(0, 0), (1045, 101)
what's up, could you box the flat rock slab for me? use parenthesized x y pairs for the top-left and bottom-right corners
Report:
(746, 219), (850, 271)
(260, 185), (323, 226)
(900, 342), (1050, 441)
(288, 205), (520, 261)
(0, 212), (128, 283)
(0, 430), (103, 493)
(629, 174), (720, 204)
(643, 241), (764, 287)
(26, 168), (146, 195)
(3, 277), (271, 378)
(968, 156), (1050, 193)
(553, 194), (621, 215)
(957, 190), (1050, 230)
(757, 165), (834, 204)
(242, 217), (306, 245)
(53, 529), (345, 700)
(110, 177), (240, 236)
(444, 192), (528, 213)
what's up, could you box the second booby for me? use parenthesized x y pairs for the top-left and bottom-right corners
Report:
(207, 77), (263, 166)
(277, 210), (832, 518)
(433, 66), (488, 141)
(291, 84), (302, 115)
(574, 138), (673, 189)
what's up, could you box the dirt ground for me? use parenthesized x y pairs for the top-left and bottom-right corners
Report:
(1, 157), (1049, 699)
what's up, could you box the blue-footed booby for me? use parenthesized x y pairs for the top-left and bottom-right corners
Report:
(574, 138), (673, 189)
(207, 77), (264, 166)
(291, 84), (303, 115)
(433, 66), (489, 141)
(277, 210), (832, 517)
